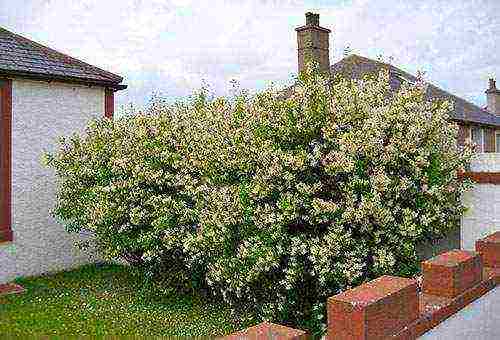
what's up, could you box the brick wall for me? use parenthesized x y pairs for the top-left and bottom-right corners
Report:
(221, 231), (500, 339)
(295, 13), (331, 75)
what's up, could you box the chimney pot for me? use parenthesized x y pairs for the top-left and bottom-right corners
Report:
(488, 78), (497, 92)
(305, 12), (320, 26)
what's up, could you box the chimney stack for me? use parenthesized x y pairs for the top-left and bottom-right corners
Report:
(486, 78), (500, 115)
(295, 12), (331, 75)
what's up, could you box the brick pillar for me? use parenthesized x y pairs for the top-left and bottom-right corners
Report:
(476, 231), (500, 268)
(327, 275), (418, 340)
(221, 321), (309, 340)
(421, 249), (483, 298)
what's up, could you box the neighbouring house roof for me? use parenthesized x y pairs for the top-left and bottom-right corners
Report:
(0, 26), (126, 90)
(329, 54), (500, 128)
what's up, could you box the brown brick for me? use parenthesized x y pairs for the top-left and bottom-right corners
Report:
(459, 171), (500, 184)
(392, 267), (500, 339)
(476, 231), (500, 268)
(295, 13), (331, 75)
(0, 283), (24, 296)
(327, 275), (418, 340)
(422, 250), (483, 298)
(221, 321), (309, 340)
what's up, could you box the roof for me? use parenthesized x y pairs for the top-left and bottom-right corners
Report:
(0, 26), (126, 90)
(328, 54), (500, 127)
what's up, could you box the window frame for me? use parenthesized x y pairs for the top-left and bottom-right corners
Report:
(470, 126), (484, 153)
(495, 131), (500, 153)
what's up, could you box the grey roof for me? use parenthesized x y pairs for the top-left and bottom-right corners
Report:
(0, 26), (126, 90)
(329, 54), (500, 127)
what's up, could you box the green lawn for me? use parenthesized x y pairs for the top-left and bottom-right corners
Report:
(0, 263), (253, 337)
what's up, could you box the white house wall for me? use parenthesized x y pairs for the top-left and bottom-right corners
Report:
(461, 184), (500, 250)
(0, 79), (104, 284)
(461, 154), (500, 250)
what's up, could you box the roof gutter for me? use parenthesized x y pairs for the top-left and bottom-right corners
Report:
(0, 69), (127, 91)
(451, 118), (500, 129)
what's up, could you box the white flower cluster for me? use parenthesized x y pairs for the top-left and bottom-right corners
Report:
(45, 61), (472, 335)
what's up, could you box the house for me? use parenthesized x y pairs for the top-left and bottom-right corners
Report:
(294, 12), (500, 153)
(291, 12), (500, 258)
(0, 26), (126, 284)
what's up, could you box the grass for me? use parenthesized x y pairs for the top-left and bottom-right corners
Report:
(0, 263), (254, 337)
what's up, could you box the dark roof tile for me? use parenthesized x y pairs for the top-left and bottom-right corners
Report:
(0, 26), (125, 89)
(330, 54), (500, 127)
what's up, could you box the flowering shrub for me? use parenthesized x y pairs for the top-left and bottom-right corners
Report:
(43, 113), (203, 291)
(45, 63), (472, 335)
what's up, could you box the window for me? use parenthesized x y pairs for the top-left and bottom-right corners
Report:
(0, 79), (12, 242)
(470, 127), (484, 153)
(496, 132), (500, 153)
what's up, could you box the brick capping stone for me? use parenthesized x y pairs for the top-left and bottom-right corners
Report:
(458, 171), (500, 184)
(220, 321), (309, 340)
(0, 283), (24, 296)
(421, 249), (483, 298)
(476, 231), (500, 268)
(221, 231), (500, 340)
(327, 276), (418, 340)
(390, 266), (500, 339)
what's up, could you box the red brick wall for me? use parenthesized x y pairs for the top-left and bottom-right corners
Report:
(222, 232), (500, 340)
(459, 171), (500, 183)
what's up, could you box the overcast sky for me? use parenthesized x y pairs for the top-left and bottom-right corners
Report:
(1, 0), (499, 114)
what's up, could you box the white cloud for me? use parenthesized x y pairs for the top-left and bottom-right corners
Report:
(1, 0), (499, 111)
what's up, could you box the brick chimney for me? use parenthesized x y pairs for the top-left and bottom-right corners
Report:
(486, 78), (500, 115)
(295, 12), (331, 75)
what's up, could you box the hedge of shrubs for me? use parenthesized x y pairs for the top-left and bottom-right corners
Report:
(44, 63), (472, 335)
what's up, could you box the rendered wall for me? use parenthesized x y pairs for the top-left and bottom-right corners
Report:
(0, 79), (104, 284)
(461, 153), (500, 250)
